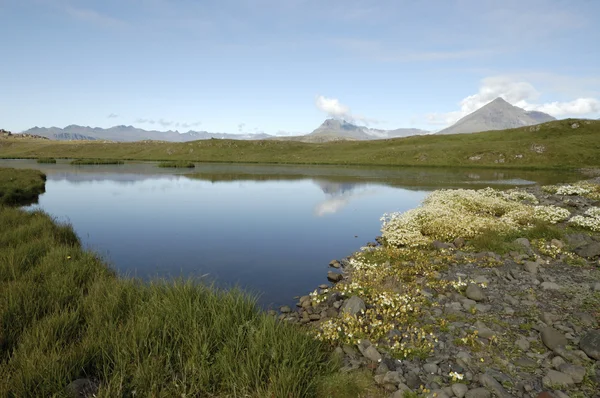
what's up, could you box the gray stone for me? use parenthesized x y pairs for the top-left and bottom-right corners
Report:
(541, 327), (568, 350)
(542, 369), (574, 388)
(465, 388), (491, 398)
(574, 242), (600, 258)
(383, 371), (404, 385)
(327, 271), (343, 282)
(541, 282), (561, 290)
(558, 363), (586, 383)
(523, 261), (538, 274)
(66, 379), (98, 398)
(474, 321), (495, 339)
(516, 337), (530, 351)
(329, 259), (341, 268)
(451, 383), (469, 398)
(404, 371), (421, 389)
(465, 284), (486, 301)
(454, 237), (466, 248)
(426, 390), (449, 398)
(479, 373), (512, 398)
(514, 237), (531, 248)
(475, 304), (491, 313)
(461, 298), (476, 310)
(541, 312), (556, 325)
(341, 296), (366, 316)
(423, 363), (439, 374)
(551, 356), (566, 369)
(280, 305), (291, 313)
(432, 240), (454, 250)
(579, 330), (600, 360)
(514, 357), (537, 367)
(390, 384), (412, 397)
(363, 345), (382, 362)
(593, 282), (600, 292)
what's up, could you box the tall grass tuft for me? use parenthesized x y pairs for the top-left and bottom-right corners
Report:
(158, 161), (196, 168)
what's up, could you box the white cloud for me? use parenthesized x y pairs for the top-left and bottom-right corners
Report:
(426, 76), (600, 126)
(315, 95), (378, 125)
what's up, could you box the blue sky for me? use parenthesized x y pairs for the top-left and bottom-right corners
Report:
(1, 0), (599, 135)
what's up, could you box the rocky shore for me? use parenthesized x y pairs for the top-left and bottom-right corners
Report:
(278, 180), (600, 398)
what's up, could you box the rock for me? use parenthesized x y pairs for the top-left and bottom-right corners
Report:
(66, 379), (98, 398)
(423, 363), (438, 374)
(474, 321), (495, 339)
(426, 390), (449, 398)
(461, 298), (476, 310)
(363, 346), (382, 362)
(454, 237), (466, 248)
(383, 371), (404, 385)
(594, 282), (600, 292)
(280, 305), (291, 313)
(452, 383), (469, 398)
(329, 259), (341, 268)
(514, 238), (531, 248)
(551, 239), (565, 248)
(573, 242), (600, 258)
(523, 261), (538, 274)
(479, 373), (512, 398)
(579, 330), (600, 360)
(515, 357), (537, 367)
(404, 371), (421, 389)
(327, 271), (343, 283)
(541, 312), (556, 326)
(541, 327), (568, 350)
(433, 240), (454, 250)
(551, 356), (566, 369)
(465, 284), (486, 301)
(558, 363), (586, 383)
(475, 304), (491, 313)
(341, 296), (366, 316)
(318, 284), (329, 289)
(465, 388), (491, 398)
(542, 370), (574, 388)
(541, 282), (561, 291)
(309, 314), (320, 321)
(516, 337), (530, 351)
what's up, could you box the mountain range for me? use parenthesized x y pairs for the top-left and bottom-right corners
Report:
(18, 97), (558, 142)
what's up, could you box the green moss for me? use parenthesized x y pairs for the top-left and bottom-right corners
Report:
(36, 157), (56, 164)
(0, 168), (46, 206)
(157, 161), (195, 168)
(70, 159), (124, 165)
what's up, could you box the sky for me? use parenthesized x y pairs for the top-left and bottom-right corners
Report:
(1, 0), (599, 135)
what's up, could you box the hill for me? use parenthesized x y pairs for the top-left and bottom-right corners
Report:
(437, 97), (555, 135)
(2, 119), (599, 169)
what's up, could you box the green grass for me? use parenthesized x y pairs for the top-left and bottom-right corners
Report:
(0, 168), (359, 397)
(1, 119), (599, 169)
(36, 157), (56, 164)
(0, 168), (46, 206)
(157, 160), (196, 168)
(70, 159), (124, 165)
(468, 221), (565, 254)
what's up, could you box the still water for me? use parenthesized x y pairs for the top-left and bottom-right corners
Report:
(0, 160), (583, 307)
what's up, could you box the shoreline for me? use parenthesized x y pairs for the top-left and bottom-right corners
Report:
(286, 179), (600, 397)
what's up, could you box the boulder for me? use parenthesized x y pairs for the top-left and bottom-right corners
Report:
(541, 327), (568, 350)
(542, 369), (574, 388)
(579, 330), (600, 360)
(465, 284), (486, 301)
(341, 296), (366, 316)
(327, 271), (343, 283)
(573, 242), (600, 258)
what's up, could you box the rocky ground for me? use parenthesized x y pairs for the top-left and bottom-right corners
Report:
(276, 181), (600, 398)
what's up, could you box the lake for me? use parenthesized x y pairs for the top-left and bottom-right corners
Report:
(0, 159), (584, 308)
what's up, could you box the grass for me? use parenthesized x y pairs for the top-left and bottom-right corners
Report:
(0, 168), (46, 206)
(36, 157), (56, 164)
(0, 167), (370, 397)
(157, 160), (196, 168)
(1, 118), (599, 169)
(468, 221), (565, 254)
(70, 159), (124, 165)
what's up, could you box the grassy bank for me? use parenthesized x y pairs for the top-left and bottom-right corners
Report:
(1, 119), (599, 169)
(70, 159), (124, 165)
(158, 160), (196, 168)
(36, 157), (56, 164)
(0, 168), (46, 205)
(0, 168), (375, 397)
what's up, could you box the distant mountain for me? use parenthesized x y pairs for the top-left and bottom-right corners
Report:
(273, 119), (428, 142)
(20, 125), (274, 142)
(436, 97), (556, 135)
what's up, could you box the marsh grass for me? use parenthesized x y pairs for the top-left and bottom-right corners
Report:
(70, 159), (124, 165)
(36, 157), (56, 164)
(0, 168), (46, 206)
(158, 160), (196, 168)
